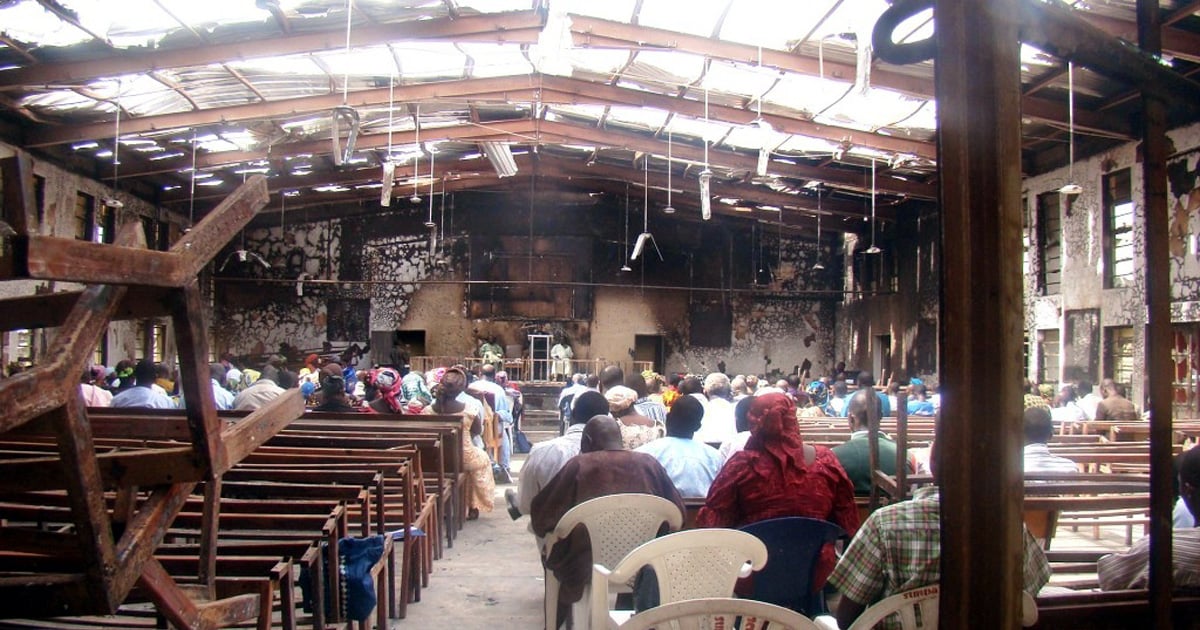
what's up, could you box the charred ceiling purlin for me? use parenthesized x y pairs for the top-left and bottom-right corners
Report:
(0, 11), (546, 89)
(131, 115), (933, 208)
(24, 74), (934, 161)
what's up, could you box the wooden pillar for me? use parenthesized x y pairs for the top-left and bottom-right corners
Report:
(1137, 0), (1174, 626)
(935, 1), (1026, 628)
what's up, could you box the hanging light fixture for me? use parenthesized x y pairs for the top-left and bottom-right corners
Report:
(699, 85), (713, 221)
(813, 186), (826, 271)
(631, 156), (662, 261)
(1058, 62), (1083, 196)
(751, 45), (773, 178)
(664, 128), (676, 214)
(330, 0), (359, 166)
(620, 183), (633, 272)
(411, 104), (423, 204)
(425, 143), (437, 228)
(381, 71), (396, 207)
(865, 158), (882, 254)
(103, 81), (124, 209)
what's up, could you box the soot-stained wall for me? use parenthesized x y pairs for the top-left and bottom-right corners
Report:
(0, 143), (188, 369)
(214, 189), (843, 375)
(835, 202), (940, 385)
(1023, 120), (1200, 408)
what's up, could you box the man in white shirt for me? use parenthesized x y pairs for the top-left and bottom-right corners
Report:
(695, 372), (736, 444)
(1075, 379), (1102, 421)
(1023, 406), (1079, 474)
(110, 360), (176, 410)
(512, 391), (610, 519)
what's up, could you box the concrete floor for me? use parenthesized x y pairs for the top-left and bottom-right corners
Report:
(397, 455), (545, 629)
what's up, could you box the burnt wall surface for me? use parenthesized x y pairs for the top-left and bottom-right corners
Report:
(0, 143), (189, 370)
(1023, 121), (1200, 409)
(215, 187), (842, 374)
(835, 201), (940, 385)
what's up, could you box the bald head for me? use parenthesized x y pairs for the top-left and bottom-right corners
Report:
(581, 415), (624, 453)
(600, 365), (625, 392)
(847, 388), (881, 430)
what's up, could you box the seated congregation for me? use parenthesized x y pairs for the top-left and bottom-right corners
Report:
(44, 348), (1200, 628)
(508, 366), (1198, 629)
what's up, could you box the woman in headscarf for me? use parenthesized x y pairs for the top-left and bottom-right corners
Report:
(423, 366), (495, 519)
(696, 392), (859, 588)
(604, 385), (663, 450)
(366, 367), (405, 414)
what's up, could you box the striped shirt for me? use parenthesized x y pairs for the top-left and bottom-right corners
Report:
(1097, 528), (1200, 591)
(830, 486), (1050, 630)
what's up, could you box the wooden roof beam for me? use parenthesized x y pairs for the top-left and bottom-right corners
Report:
(131, 116), (932, 199)
(568, 13), (1135, 134)
(567, 14), (934, 98)
(26, 75), (934, 159)
(534, 119), (936, 199)
(1078, 10), (1200, 63)
(0, 11), (543, 89)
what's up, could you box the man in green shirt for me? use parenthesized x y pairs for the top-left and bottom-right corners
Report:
(832, 388), (907, 495)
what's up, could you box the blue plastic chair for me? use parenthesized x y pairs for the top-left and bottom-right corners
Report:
(739, 517), (845, 616)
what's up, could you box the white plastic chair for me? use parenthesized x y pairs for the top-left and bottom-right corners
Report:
(542, 494), (684, 630)
(616, 597), (822, 630)
(589, 528), (769, 629)
(843, 585), (1039, 629)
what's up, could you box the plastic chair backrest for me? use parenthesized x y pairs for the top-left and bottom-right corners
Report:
(846, 585), (1038, 629)
(608, 528), (768, 604)
(846, 585), (939, 630)
(740, 517), (845, 614)
(553, 493), (685, 570)
(618, 597), (822, 630)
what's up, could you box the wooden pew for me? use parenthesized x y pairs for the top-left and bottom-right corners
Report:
(1031, 590), (1200, 628)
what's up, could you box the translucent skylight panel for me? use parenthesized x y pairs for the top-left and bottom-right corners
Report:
(701, 60), (780, 99)
(814, 88), (932, 134)
(723, 125), (791, 151)
(720, 0), (834, 50)
(807, 0), (890, 43)
(627, 51), (705, 86)
(458, 43), (533, 78)
(763, 73), (847, 117)
(83, 75), (188, 117)
(392, 43), (468, 80)
(316, 46), (401, 79)
(549, 104), (607, 121)
(777, 135), (842, 154)
(153, 0), (276, 31)
(562, 49), (630, 76)
(0, 1), (93, 47)
(606, 106), (670, 130)
(180, 79), (261, 109)
(666, 116), (730, 145)
(557, 0), (637, 22)
(20, 91), (108, 117)
(1020, 43), (1059, 71)
(637, 0), (726, 38)
(226, 55), (325, 76)
(457, 0), (534, 12)
(61, 0), (177, 48)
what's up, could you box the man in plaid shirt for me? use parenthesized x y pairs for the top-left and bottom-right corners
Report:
(828, 444), (1050, 629)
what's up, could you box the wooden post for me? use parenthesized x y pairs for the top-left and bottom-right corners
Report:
(895, 392), (908, 502)
(1138, 0), (1174, 626)
(0, 153), (33, 235)
(935, 1), (1026, 628)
